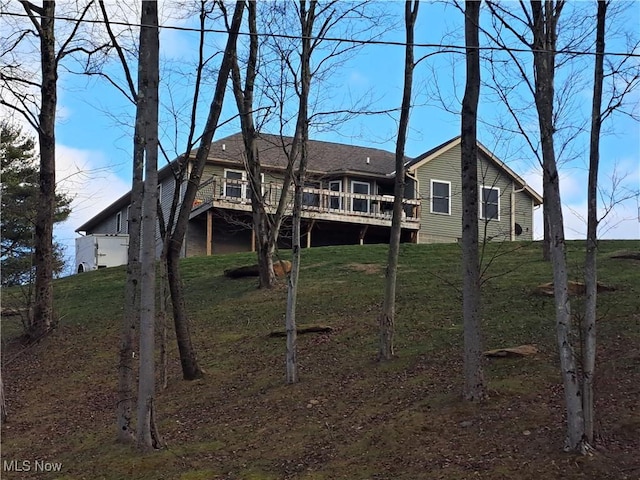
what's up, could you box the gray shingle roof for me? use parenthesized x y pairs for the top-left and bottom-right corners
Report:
(204, 132), (401, 177)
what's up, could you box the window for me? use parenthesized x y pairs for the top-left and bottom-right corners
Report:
(430, 180), (451, 215)
(303, 181), (320, 208)
(224, 169), (245, 198)
(481, 186), (500, 220)
(351, 181), (371, 213)
(329, 180), (342, 210)
(116, 212), (122, 233)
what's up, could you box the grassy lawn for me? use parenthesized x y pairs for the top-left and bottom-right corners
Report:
(1, 240), (639, 479)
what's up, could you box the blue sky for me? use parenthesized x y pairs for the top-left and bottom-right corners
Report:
(2, 1), (639, 272)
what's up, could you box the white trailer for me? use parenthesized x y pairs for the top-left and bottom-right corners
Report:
(75, 234), (129, 273)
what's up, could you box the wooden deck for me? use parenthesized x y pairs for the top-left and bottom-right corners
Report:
(192, 176), (421, 230)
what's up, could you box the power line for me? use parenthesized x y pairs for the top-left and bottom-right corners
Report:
(2, 10), (639, 58)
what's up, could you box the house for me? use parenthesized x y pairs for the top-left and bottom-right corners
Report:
(75, 133), (542, 259)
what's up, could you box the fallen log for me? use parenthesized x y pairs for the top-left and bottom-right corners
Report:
(484, 344), (538, 358)
(268, 325), (333, 338)
(534, 280), (616, 296)
(610, 251), (640, 261)
(224, 260), (291, 279)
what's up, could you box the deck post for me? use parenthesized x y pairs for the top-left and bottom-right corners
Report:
(206, 209), (213, 256)
(306, 220), (315, 248)
(358, 225), (369, 245)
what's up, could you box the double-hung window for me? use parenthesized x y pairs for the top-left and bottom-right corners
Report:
(329, 180), (342, 210)
(481, 186), (500, 220)
(430, 180), (451, 215)
(224, 169), (246, 199)
(351, 181), (371, 213)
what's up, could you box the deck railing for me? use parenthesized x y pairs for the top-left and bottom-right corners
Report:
(193, 176), (421, 223)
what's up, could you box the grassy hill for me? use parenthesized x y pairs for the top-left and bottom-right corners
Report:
(1, 241), (639, 480)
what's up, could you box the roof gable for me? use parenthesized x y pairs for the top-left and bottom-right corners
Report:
(407, 136), (542, 205)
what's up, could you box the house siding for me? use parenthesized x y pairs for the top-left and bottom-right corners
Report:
(413, 143), (534, 243)
(414, 144), (462, 243)
(515, 190), (534, 240)
(89, 205), (129, 235)
(477, 156), (513, 242)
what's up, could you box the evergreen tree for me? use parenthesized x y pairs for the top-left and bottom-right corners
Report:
(1, 122), (71, 287)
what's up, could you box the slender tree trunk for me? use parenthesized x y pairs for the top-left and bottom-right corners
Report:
(31, 1), (57, 338)
(285, 0), (315, 384)
(582, 0), (606, 447)
(158, 262), (169, 390)
(530, 0), (586, 453)
(460, 0), (486, 401)
(542, 180), (551, 261)
(378, 0), (419, 361)
(165, 252), (202, 379)
(546, 163), (585, 452)
(164, 1), (245, 380)
(0, 373), (7, 424)
(136, 0), (160, 451)
(116, 113), (144, 443)
(230, 1), (279, 289)
(285, 179), (302, 384)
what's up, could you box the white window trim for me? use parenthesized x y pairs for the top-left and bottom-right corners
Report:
(430, 179), (451, 215)
(350, 180), (371, 213)
(224, 168), (247, 199)
(116, 211), (122, 233)
(480, 185), (500, 221)
(329, 180), (343, 210)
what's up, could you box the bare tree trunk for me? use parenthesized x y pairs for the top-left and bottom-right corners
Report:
(229, 0), (277, 289)
(158, 263), (169, 391)
(285, 0), (315, 384)
(30, 0), (57, 338)
(117, 113), (144, 443)
(583, 0), (607, 447)
(542, 180), (551, 261)
(2, 3), (95, 338)
(231, 2), (284, 288)
(460, 0), (486, 401)
(96, 0), (145, 443)
(378, 0), (419, 361)
(0, 373), (7, 424)
(285, 179), (302, 384)
(530, 0), (586, 453)
(164, 0), (245, 381)
(136, 0), (160, 451)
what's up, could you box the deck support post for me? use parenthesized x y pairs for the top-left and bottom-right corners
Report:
(358, 225), (369, 245)
(206, 209), (213, 256)
(306, 220), (315, 248)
